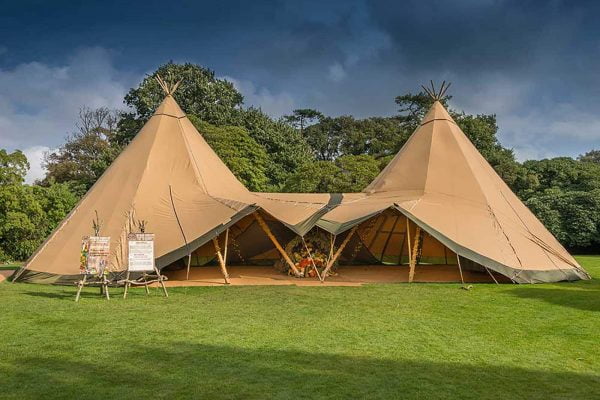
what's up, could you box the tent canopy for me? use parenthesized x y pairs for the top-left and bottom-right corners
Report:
(14, 90), (589, 284)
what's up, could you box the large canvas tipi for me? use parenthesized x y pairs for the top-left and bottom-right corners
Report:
(316, 96), (589, 283)
(13, 82), (261, 283)
(13, 81), (589, 284)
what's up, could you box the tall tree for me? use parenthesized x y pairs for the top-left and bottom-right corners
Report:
(121, 62), (243, 133)
(116, 62), (312, 189)
(0, 149), (29, 185)
(578, 149), (600, 164)
(283, 109), (323, 135)
(43, 107), (121, 194)
(189, 117), (270, 191)
(283, 154), (381, 193)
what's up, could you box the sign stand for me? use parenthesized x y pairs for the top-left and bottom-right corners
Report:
(75, 235), (111, 302)
(123, 233), (168, 298)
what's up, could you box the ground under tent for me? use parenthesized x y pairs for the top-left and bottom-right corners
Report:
(161, 209), (509, 285)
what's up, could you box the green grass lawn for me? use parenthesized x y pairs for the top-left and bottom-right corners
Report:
(0, 263), (21, 270)
(1, 257), (599, 399)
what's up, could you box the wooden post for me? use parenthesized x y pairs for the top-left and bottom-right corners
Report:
(213, 237), (230, 284)
(223, 228), (229, 266)
(143, 272), (150, 294)
(406, 218), (412, 266)
(102, 275), (110, 300)
(254, 212), (302, 277)
(485, 266), (499, 285)
(456, 255), (465, 285)
(409, 225), (421, 283)
(155, 266), (169, 297)
(123, 271), (131, 299)
(301, 237), (322, 281)
(321, 225), (358, 281)
(75, 274), (87, 302)
(185, 254), (192, 280)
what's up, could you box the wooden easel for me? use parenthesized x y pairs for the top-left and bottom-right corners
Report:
(122, 232), (168, 298)
(122, 267), (168, 299)
(75, 273), (111, 302)
(75, 232), (111, 302)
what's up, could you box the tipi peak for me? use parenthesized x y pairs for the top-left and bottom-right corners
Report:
(153, 93), (186, 118)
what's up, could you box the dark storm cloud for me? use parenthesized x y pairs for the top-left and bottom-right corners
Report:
(1, 0), (600, 176)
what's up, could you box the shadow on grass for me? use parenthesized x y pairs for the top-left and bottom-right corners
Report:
(504, 278), (600, 312)
(1, 343), (597, 400)
(19, 290), (81, 300)
(506, 287), (600, 312)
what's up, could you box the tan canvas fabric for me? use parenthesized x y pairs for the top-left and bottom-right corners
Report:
(15, 94), (589, 284)
(317, 102), (589, 282)
(14, 95), (255, 281)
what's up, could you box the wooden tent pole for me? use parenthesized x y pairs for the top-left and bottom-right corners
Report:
(327, 233), (335, 266)
(253, 212), (302, 277)
(212, 237), (230, 284)
(406, 218), (412, 266)
(485, 266), (499, 285)
(409, 225), (421, 283)
(301, 237), (322, 281)
(456, 255), (465, 285)
(322, 225), (358, 281)
(223, 228), (229, 266)
(186, 254), (192, 280)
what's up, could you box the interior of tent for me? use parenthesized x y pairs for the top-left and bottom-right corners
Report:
(162, 208), (509, 285)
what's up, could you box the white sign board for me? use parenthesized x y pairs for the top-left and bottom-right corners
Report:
(128, 233), (155, 271)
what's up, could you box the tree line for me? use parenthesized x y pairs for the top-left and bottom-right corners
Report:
(1, 62), (599, 261)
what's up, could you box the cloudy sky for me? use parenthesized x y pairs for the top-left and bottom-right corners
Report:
(1, 0), (599, 182)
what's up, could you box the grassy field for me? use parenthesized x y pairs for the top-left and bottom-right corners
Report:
(1, 257), (598, 399)
(0, 263), (21, 271)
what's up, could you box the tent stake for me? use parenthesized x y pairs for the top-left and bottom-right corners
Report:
(322, 225), (358, 281)
(253, 212), (302, 277)
(213, 237), (230, 284)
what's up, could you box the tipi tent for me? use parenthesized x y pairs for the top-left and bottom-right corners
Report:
(314, 99), (589, 283)
(13, 81), (589, 284)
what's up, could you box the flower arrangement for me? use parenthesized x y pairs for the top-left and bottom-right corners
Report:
(279, 230), (333, 277)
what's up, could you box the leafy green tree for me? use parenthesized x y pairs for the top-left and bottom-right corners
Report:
(578, 149), (600, 164)
(0, 149), (29, 185)
(302, 115), (348, 161)
(232, 107), (312, 188)
(0, 148), (79, 261)
(0, 182), (78, 262)
(121, 62), (243, 133)
(0, 184), (45, 261)
(522, 157), (600, 193)
(283, 155), (380, 193)
(342, 117), (409, 158)
(526, 188), (600, 250)
(283, 109), (323, 135)
(33, 182), (79, 230)
(282, 161), (340, 192)
(43, 107), (121, 194)
(189, 117), (270, 191)
(334, 155), (381, 192)
(117, 62), (312, 189)
(395, 92), (451, 130)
